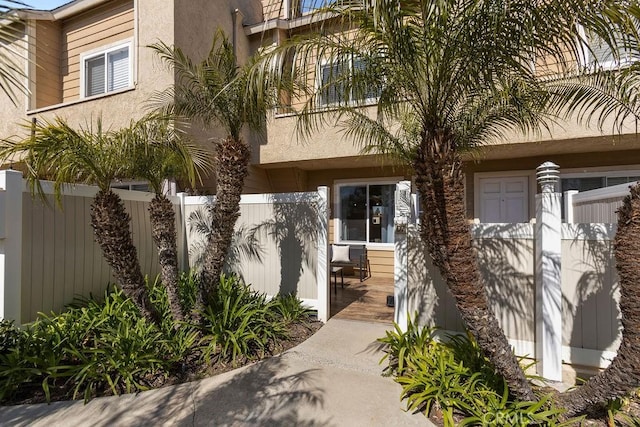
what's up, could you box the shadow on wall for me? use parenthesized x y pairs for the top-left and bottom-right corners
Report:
(186, 192), (324, 296)
(476, 224), (535, 346)
(406, 224), (536, 344)
(564, 225), (620, 361)
(187, 205), (265, 282)
(252, 193), (322, 296)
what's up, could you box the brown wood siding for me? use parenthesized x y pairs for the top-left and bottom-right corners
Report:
(61, 0), (134, 102)
(244, 165), (272, 193)
(368, 248), (394, 278)
(328, 222), (395, 279)
(35, 21), (62, 108)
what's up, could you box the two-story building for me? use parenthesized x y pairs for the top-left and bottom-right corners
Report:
(4, 0), (640, 283)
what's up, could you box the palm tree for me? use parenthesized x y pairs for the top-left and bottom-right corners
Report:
(0, 118), (157, 323)
(187, 206), (264, 281)
(0, 1), (30, 104)
(149, 30), (271, 309)
(249, 0), (640, 411)
(123, 115), (212, 323)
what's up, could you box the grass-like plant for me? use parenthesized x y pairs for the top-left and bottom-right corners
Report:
(379, 317), (576, 426)
(200, 275), (287, 365)
(0, 273), (314, 403)
(268, 293), (314, 326)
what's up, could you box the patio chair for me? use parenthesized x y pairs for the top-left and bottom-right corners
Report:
(329, 243), (371, 281)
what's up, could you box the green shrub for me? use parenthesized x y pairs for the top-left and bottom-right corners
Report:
(177, 270), (200, 314)
(147, 275), (200, 363)
(378, 315), (436, 376)
(268, 293), (314, 325)
(0, 288), (177, 402)
(0, 320), (21, 355)
(379, 317), (572, 426)
(201, 275), (286, 365)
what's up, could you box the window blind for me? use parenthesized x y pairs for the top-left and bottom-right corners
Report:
(85, 56), (105, 97)
(107, 48), (129, 91)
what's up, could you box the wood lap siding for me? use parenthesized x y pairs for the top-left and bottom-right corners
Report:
(61, 0), (134, 102)
(35, 21), (62, 108)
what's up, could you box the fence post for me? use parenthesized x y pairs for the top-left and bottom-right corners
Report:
(394, 181), (412, 331)
(0, 170), (23, 323)
(535, 162), (563, 382)
(564, 190), (578, 224)
(316, 186), (329, 322)
(176, 192), (189, 272)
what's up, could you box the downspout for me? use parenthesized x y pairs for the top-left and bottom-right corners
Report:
(232, 8), (239, 61)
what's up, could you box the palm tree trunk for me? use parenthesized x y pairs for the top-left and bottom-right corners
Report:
(90, 189), (157, 323)
(556, 183), (640, 416)
(200, 136), (250, 306)
(149, 194), (184, 323)
(413, 130), (536, 402)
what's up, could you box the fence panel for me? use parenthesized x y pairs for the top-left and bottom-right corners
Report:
(19, 183), (166, 323)
(561, 224), (620, 367)
(568, 182), (637, 223)
(183, 192), (320, 301)
(407, 224), (536, 355)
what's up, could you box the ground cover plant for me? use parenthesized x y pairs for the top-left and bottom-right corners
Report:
(379, 318), (640, 426)
(0, 273), (319, 404)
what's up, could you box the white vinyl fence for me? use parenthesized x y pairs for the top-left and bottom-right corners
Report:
(0, 169), (329, 324)
(394, 162), (625, 382)
(0, 162), (629, 381)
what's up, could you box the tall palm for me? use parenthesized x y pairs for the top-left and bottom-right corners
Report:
(249, 0), (640, 411)
(0, 118), (157, 322)
(123, 115), (212, 323)
(149, 30), (270, 309)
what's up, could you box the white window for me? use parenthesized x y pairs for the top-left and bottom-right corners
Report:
(560, 169), (640, 220)
(318, 56), (380, 106)
(111, 181), (150, 192)
(561, 173), (640, 194)
(336, 181), (398, 244)
(578, 22), (639, 70)
(300, 0), (326, 14)
(82, 42), (132, 98)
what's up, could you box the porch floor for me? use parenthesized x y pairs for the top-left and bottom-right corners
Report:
(329, 275), (394, 323)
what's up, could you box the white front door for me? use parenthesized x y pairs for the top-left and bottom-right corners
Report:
(479, 176), (529, 223)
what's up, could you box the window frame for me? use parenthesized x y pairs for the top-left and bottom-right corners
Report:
(80, 40), (133, 99)
(316, 55), (380, 108)
(577, 23), (639, 71)
(333, 177), (402, 249)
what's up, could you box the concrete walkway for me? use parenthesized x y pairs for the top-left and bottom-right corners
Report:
(0, 319), (431, 426)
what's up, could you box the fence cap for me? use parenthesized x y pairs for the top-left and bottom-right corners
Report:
(536, 161), (560, 193)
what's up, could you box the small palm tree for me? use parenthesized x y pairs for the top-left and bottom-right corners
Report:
(149, 30), (272, 309)
(250, 0), (640, 413)
(0, 1), (30, 104)
(187, 206), (264, 281)
(0, 118), (156, 322)
(123, 115), (212, 323)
